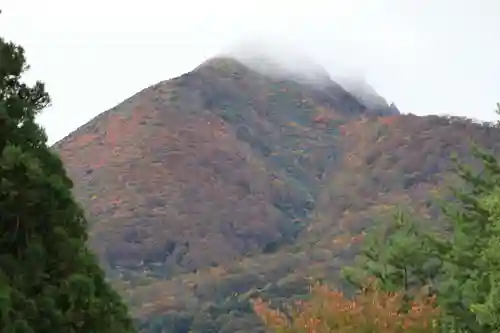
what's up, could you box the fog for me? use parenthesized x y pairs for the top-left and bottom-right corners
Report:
(224, 38), (394, 111)
(2, 0), (500, 143)
(225, 38), (332, 85)
(221, 38), (393, 112)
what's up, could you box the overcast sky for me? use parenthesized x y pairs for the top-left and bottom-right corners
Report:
(2, 0), (500, 144)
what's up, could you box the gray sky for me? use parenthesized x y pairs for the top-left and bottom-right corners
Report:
(2, 0), (500, 144)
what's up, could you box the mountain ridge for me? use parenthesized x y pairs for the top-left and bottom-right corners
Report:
(55, 55), (371, 272)
(53, 56), (397, 150)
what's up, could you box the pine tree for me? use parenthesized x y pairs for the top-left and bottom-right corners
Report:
(342, 210), (441, 297)
(344, 104), (500, 333)
(0, 34), (136, 332)
(468, 185), (500, 331)
(435, 143), (500, 333)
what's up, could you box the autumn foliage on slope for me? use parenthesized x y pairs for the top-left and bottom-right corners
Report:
(253, 281), (440, 333)
(54, 56), (370, 273)
(54, 54), (500, 333)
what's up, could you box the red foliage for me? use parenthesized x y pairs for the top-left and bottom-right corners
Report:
(338, 125), (346, 136)
(313, 114), (333, 124)
(253, 281), (440, 333)
(72, 133), (99, 149)
(379, 116), (398, 126)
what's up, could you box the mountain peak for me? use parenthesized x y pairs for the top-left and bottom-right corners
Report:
(195, 38), (332, 88)
(194, 53), (331, 87)
(195, 56), (250, 73)
(195, 49), (398, 116)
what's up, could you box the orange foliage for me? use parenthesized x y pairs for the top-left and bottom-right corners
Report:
(379, 116), (398, 126)
(92, 107), (146, 169)
(252, 281), (440, 333)
(91, 161), (105, 169)
(72, 133), (99, 148)
(110, 197), (122, 205)
(331, 232), (364, 248)
(339, 125), (346, 136)
(349, 232), (365, 244)
(313, 112), (336, 125)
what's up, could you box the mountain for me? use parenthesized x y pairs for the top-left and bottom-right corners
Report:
(54, 56), (500, 333)
(54, 56), (371, 273)
(334, 75), (401, 115)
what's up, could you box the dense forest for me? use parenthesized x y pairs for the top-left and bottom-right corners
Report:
(3, 21), (500, 333)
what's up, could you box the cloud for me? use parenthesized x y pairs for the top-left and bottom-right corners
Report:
(221, 38), (394, 112)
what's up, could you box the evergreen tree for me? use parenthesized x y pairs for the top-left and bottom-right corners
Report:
(435, 144), (500, 333)
(342, 210), (442, 297)
(468, 185), (500, 331)
(344, 104), (500, 333)
(0, 34), (136, 332)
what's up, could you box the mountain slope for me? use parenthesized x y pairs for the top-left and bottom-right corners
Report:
(54, 56), (500, 333)
(55, 57), (376, 274)
(126, 115), (500, 333)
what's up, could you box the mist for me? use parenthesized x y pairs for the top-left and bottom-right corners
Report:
(225, 38), (332, 86)
(223, 37), (395, 112)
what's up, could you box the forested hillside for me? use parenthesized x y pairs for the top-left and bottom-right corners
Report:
(54, 56), (500, 333)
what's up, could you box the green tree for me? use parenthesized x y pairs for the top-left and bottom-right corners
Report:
(434, 145), (500, 333)
(468, 186), (500, 331)
(342, 210), (441, 297)
(0, 34), (136, 332)
(343, 106), (500, 333)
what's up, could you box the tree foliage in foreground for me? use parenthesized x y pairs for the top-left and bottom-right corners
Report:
(253, 280), (440, 333)
(342, 210), (442, 298)
(0, 35), (136, 332)
(340, 105), (500, 333)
